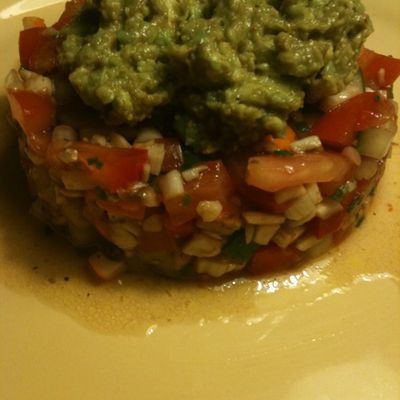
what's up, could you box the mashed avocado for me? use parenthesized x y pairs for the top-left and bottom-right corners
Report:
(59, 0), (372, 152)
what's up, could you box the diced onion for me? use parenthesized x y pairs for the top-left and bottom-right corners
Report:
(354, 158), (379, 180)
(196, 258), (244, 278)
(295, 234), (322, 251)
(183, 233), (222, 257)
(305, 183), (323, 204)
(52, 125), (78, 142)
(242, 211), (285, 225)
(253, 224), (280, 245)
(196, 200), (223, 222)
(109, 133), (131, 148)
(181, 165), (209, 182)
(289, 136), (322, 153)
(274, 185), (307, 204)
(245, 224), (255, 244)
(342, 146), (362, 166)
(285, 194), (316, 221)
(135, 129), (162, 143)
(159, 169), (185, 200)
(142, 215), (163, 232)
(316, 199), (343, 220)
(273, 225), (306, 249)
(88, 252), (128, 281)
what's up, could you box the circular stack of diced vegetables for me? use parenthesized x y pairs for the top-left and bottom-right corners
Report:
(5, 11), (400, 280)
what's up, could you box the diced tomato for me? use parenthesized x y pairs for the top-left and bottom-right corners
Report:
(53, 0), (86, 30)
(246, 152), (352, 193)
(72, 142), (148, 193)
(96, 199), (146, 220)
(311, 92), (396, 148)
(19, 27), (58, 74)
(311, 211), (347, 239)
(22, 17), (46, 29)
(237, 184), (293, 213)
(163, 161), (236, 225)
(7, 89), (55, 156)
(137, 230), (177, 253)
(47, 142), (148, 193)
(265, 126), (297, 151)
(359, 47), (400, 89)
(341, 160), (385, 211)
(247, 244), (302, 275)
(163, 214), (195, 239)
(159, 138), (183, 172)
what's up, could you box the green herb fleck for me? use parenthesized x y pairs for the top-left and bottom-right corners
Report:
(274, 150), (293, 157)
(95, 186), (108, 200)
(356, 215), (365, 227)
(181, 194), (192, 207)
(293, 121), (311, 134)
(87, 157), (104, 169)
(330, 181), (356, 202)
(330, 187), (347, 202)
(374, 94), (381, 102)
(347, 194), (363, 213)
(221, 230), (260, 264)
(369, 185), (377, 197)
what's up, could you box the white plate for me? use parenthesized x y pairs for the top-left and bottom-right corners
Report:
(0, 1), (399, 399)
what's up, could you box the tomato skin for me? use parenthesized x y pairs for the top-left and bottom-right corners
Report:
(248, 244), (301, 275)
(311, 92), (396, 149)
(311, 211), (346, 239)
(164, 161), (235, 225)
(246, 152), (352, 193)
(53, 0), (86, 30)
(359, 48), (400, 89)
(7, 89), (55, 155)
(19, 27), (58, 74)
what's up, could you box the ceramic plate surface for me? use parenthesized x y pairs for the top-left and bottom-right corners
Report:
(0, 1), (399, 399)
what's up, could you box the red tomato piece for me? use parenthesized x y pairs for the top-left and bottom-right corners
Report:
(7, 89), (55, 155)
(237, 184), (293, 213)
(163, 161), (235, 225)
(53, 0), (86, 30)
(96, 199), (146, 220)
(311, 211), (346, 239)
(246, 152), (352, 193)
(248, 244), (302, 275)
(159, 138), (183, 173)
(359, 47), (400, 89)
(70, 142), (148, 193)
(19, 27), (58, 74)
(137, 230), (177, 253)
(163, 214), (195, 239)
(311, 92), (396, 148)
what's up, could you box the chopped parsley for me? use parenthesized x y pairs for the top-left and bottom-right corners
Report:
(87, 157), (104, 169)
(273, 150), (293, 156)
(292, 121), (311, 134)
(221, 229), (260, 264)
(95, 186), (108, 200)
(330, 181), (356, 202)
(347, 194), (364, 213)
(374, 94), (381, 102)
(181, 194), (192, 207)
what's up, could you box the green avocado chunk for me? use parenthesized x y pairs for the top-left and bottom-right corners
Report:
(58, 0), (372, 153)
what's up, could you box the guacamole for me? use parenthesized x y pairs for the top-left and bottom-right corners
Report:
(59, 0), (372, 152)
